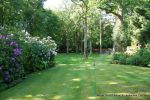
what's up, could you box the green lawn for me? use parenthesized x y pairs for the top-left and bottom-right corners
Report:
(0, 54), (150, 100)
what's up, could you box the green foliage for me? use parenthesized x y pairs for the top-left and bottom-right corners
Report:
(0, 31), (57, 86)
(126, 55), (142, 65)
(138, 49), (150, 66)
(23, 35), (57, 72)
(0, 33), (24, 84)
(112, 49), (150, 67)
(112, 53), (127, 64)
(130, 1), (150, 46)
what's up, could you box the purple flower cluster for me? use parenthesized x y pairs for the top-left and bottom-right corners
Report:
(0, 33), (25, 85)
(0, 34), (22, 56)
(13, 48), (22, 56)
(0, 35), (7, 39)
(0, 34), (13, 39)
(10, 41), (18, 47)
(0, 34), (23, 68)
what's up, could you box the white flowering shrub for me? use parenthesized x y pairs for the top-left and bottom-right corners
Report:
(0, 31), (57, 87)
(23, 34), (57, 72)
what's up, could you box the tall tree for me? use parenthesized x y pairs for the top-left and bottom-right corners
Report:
(95, 0), (140, 52)
(71, 0), (89, 59)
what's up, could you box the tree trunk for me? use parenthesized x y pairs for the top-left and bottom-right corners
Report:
(81, 30), (83, 53)
(90, 39), (92, 55)
(99, 14), (102, 54)
(66, 34), (69, 53)
(75, 32), (79, 53)
(83, 7), (88, 59)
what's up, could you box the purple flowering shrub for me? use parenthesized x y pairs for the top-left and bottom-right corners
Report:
(0, 34), (24, 84)
(0, 32), (57, 87)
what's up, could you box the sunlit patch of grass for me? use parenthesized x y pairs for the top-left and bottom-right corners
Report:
(0, 53), (150, 100)
(72, 78), (81, 82)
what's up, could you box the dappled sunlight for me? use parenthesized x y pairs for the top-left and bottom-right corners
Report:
(68, 64), (76, 66)
(117, 75), (127, 78)
(87, 96), (96, 100)
(1, 54), (150, 100)
(24, 94), (33, 98)
(145, 92), (150, 96)
(72, 68), (85, 71)
(36, 94), (47, 97)
(58, 64), (67, 66)
(58, 63), (77, 67)
(29, 97), (45, 100)
(108, 81), (118, 85)
(7, 94), (65, 100)
(7, 94), (48, 100)
(52, 95), (63, 100)
(70, 58), (79, 62)
(96, 81), (124, 85)
(88, 67), (96, 70)
(85, 62), (91, 64)
(72, 78), (81, 82)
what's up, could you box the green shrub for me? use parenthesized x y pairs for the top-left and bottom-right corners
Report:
(112, 49), (150, 67)
(126, 57), (133, 65)
(0, 31), (57, 87)
(112, 53), (127, 64)
(0, 33), (24, 85)
(129, 55), (142, 65)
(113, 52), (121, 61)
(118, 54), (127, 64)
(137, 49), (150, 67)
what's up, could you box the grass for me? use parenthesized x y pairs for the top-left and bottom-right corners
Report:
(0, 53), (150, 100)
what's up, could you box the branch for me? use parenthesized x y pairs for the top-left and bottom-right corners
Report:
(99, 7), (123, 22)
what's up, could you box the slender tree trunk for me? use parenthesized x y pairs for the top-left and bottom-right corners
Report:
(83, 6), (88, 59)
(76, 32), (79, 53)
(90, 39), (92, 55)
(80, 20), (84, 53)
(66, 33), (69, 53)
(99, 15), (102, 54)
(113, 42), (116, 53)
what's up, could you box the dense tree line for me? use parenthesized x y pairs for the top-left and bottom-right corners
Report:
(0, 0), (63, 46)
(0, 0), (149, 58)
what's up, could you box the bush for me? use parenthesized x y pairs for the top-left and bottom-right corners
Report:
(112, 49), (150, 67)
(137, 49), (150, 66)
(0, 32), (57, 86)
(126, 55), (142, 65)
(23, 35), (57, 72)
(112, 53), (127, 64)
(118, 54), (127, 64)
(113, 53), (120, 61)
(0, 33), (24, 84)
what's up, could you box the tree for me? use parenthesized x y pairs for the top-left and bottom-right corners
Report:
(129, 0), (150, 47)
(95, 0), (141, 52)
(71, 0), (89, 59)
